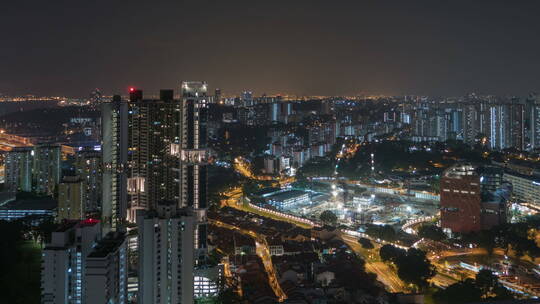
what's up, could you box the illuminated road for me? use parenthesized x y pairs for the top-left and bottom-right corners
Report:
(221, 186), (314, 229)
(341, 233), (408, 292)
(0, 132), (33, 151)
(209, 219), (287, 302)
(234, 157), (273, 181)
(234, 156), (295, 186)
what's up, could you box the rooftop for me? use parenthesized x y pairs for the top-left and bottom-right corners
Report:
(0, 196), (57, 210)
(87, 231), (126, 258)
(266, 190), (308, 201)
(443, 163), (478, 179)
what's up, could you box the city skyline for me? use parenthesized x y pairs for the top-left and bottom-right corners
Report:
(2, 1), (540, 303)
(3, 1), (540, 97)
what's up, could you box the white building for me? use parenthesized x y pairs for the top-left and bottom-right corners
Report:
(503, 171), (540, 208)
(85, 231), (128, 304)
(41, 219), (101, 304)
(265, 190), (310, 211)
(137, 203), (195, 304)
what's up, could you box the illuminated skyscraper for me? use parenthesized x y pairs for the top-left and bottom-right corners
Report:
(127, 89), (181, 220)
(135, 83), (220, 303)
(102, 95), (128, 233)
(180, 81), (223, 300)
(179, 81), (209, 260)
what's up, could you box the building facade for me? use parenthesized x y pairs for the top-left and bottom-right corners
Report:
(58, 176), (86, 221)
(137, 203), (195, 304)
(441, 163), (508, 234)
(75, 149), (102, 215)
(33, 144), (61, 195)
(4, 146), (33, 193)
(127, 89), (181, 220)
(102, 95), (128, 233)
(41, 220), (101, 304)
(85, 231), (128, 304)
(179, 82), (209, 262)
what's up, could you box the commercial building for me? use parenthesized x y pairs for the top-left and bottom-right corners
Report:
(102, 95), (128, 233)
(440, 163), (508, 234)
(265, 190), (310, 211)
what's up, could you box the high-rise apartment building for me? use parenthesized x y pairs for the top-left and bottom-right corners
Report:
(75, 149), (102, 215)
(33, 144), (61, 195)
(214, 88), (221, 104)
(85, 231), (128, 304)
(41, 220), (101, 304)
(180, 82), (224, 299)
(510, 98), (525, 150)
(41, 219), (128, 304)
(4, 146), (33, 193)
(137, 202), (195, 304)
(241, 90), (253, 107)
(529, 94), (540, 150)
(462, 104), (479, 145)
(102, 95), (128, 233)
(179, 81), (209, 261)
(58, 176), (86, 221)
(134, 82), (219, 303)
(127, 89), (181, 219)
(489, 104), (511, 150)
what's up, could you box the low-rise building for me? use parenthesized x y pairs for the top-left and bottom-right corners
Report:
(0, 196), (56, 224)
(441, 163), (509, 234)
(503, 170), (540, 208)
(265, 190), (309, 211)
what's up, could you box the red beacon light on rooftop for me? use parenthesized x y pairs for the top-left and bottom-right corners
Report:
(80, 218), (100, 226)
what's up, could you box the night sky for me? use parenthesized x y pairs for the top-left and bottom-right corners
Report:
(2, 0), (540, 97)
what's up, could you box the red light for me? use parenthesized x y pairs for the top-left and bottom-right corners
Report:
(129, 87), (135, 92)
(82, 218), (99, 224)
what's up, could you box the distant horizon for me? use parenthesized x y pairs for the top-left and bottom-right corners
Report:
(2, 89), (540, 100)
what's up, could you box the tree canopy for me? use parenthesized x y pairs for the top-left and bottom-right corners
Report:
(319, 210), (338, 226)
